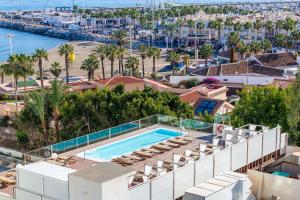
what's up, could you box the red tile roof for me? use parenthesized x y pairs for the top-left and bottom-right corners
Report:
(180, 90), (203, 105)
(95, 76), (144, 86)
(254, 53), (298, 68)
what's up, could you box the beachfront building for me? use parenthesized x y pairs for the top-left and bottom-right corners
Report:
(0, 114), (288, 200)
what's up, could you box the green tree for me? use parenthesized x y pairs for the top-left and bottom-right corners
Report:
(253, 19), (262, 40)
(58, 43), (74, 85)
(105, 45), (118, 77)
(48, 80), (66, 142)
(147, 47), (161, 73)
(243, 21), (253, 40)
(182, 54), (190, 75)
(50, 62), (62, 79)
(16, 130), (29, 152)
(250, 41), (261, 54)
(0, 64), (9, 84)
(287, 74), (300, 145)
(24, 90), (49, 145)
(81, 54), (99, 81)
(227, 32), (240, 63)
(125, 56), (140, 76)
(92, 44), (107, 79)
(168, 51), (181, 75)
(112, 30), (128, 48)
(33, 48), (48, 88)
(199, 44), (213, 67)
(139, 45), (148, 77)
(260, 39), (272, 53)
(231, 86), (289, 130)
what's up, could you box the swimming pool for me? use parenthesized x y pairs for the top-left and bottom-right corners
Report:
(77, 128), (183, 162)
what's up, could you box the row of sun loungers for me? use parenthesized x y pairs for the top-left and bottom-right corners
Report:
(113, 136), (194, 166)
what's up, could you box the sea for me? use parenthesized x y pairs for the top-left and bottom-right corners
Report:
(0, 0), (273, 61)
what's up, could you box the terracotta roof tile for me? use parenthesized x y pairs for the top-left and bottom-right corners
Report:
(255, 53), (298, 68)
(180, 91), (203, 105)
(207, 66), (221, 76)
(95, 76), (144, 86)
(221, 61), (249, 75)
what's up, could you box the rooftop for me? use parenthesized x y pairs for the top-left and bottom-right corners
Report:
(17, 161), (76, 181)
(95, 76), (144, 86)
(70, 162), (133, 183)
(253, 53), (299, 68)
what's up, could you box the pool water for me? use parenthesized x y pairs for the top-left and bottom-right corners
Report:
(77, 128), (182, 162)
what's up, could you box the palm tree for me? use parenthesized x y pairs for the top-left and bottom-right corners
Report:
(24, 90), (49, 145)
(264, 20), (273, 38)
(125, 56), (139, 76)
(0, 64), (8, 84)
(227, 32), (240, 63)
(260, 39), (272, 53)
(215, 18), (223, 43)
(81, 54), (99, 81)
(17, 54), (35, 92)
(182, 54), (190, 75)
(58, 43), (74, 85)
(48, 79), (65, 142)
(275, 33), (288, 50)
(275, 20), (285, 34)
(199, 44), (213, 67)
(225, 17), (234, 35)
(147, 47), (161, 74)
(92, 44), (106, 79)
(233, 21), (242, 33)
(253, 19), (263, 41)
(105, 45), (118, 77)
(117, 47), (127, 75)
(208, 20), (217, 40)
(166, 23), (177, 48)
(50, 62), (62, 79)
(139, 45), (148, 77)
(168, 51), (181, 75)
(283, 17), (297, 35)
(112, 30), (128, 48)
(250, 41), (261, 55)
(33, 48), (48, 88)
(196, 21), (205, 45)
(6, 55), (23, 110)
(237, 41), (250, 60)
(243, 22), (253, 40)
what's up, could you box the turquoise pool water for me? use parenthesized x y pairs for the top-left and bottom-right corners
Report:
(77, 128), (182, 162)
(51, 123), (138, 152)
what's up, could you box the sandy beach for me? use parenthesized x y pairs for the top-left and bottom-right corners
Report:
(42, 41), (170, 79)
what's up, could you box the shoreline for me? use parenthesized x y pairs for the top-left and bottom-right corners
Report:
(0, 19), (117, 44)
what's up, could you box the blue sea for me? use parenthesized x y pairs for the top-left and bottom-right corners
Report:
(0, 28), (65, 61)
(0, 0), (274, 11)
(0, 0), (273, 61)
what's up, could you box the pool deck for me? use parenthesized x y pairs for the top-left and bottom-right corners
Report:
(0, 125), (212, 197)
(54, 125), (212, 172)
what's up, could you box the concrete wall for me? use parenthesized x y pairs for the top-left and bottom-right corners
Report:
(170, 75), (275, 86)
(69, 175), (101, 200)
(248, 170), (300, 200)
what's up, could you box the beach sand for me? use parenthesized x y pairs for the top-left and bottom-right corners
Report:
(41, 41), (169, 79)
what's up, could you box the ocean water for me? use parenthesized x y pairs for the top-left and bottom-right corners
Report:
(0, 28), (66, 61)
(0, 0), (274, 11)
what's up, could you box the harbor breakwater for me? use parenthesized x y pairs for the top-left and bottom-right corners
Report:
(0, 19), (117, 44)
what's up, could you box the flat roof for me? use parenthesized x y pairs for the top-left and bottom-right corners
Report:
(185, 187), (215, 197)
(197, 182), (224, 192)
(17, 161), (77, 181)
(70, 162), (134, 183)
